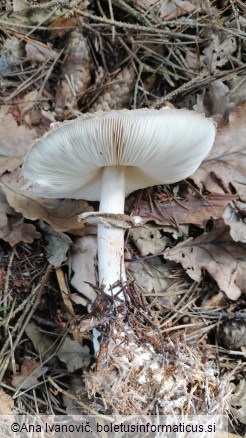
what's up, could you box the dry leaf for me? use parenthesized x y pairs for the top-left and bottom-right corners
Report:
(0, 390), (14, 415)
(159, 0), (196, 20)
(202, 33), (236, 72)
(71, 236), (97, 302)
(39, 221), (72, 267)
(164, 219), (246, 300)
(126, 193), (235, 226)
(230, 379), (246, 425)
(49, 16), (78, 38)
(1, 173), (93, 233)
(63, 376), (84, 415)
(55, 30), (92, 116)
(3, 216), (40, 246)
(137, 0), (195, 20)
(25, 40), (57, 63)
(0, 107), (37, 174)
(127, 258), (181, 304)
(223, 204), (246, 243)
(20, 90), (55, 133)
(25, 322), (55, 358)
(0, 187), (40, 245)
(57, 338), (91, 372)
(129, 224), (170, 256)
(194, 80), (234, 119)
(12, 359), (48, 389)
(192, 101), (246, 201)
(228, 74), (246, 105)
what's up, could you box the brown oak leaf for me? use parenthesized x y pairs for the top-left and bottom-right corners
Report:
(1, 171), (93, 233)
(192, 101), (246, 201)
(0, 187), (40, 245)
(126, 193), (235, 226)
(0, 107), (37, 174)
(164, 219), (246, 300)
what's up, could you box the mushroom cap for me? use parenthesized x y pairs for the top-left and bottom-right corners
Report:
(23, 108), (216, 200)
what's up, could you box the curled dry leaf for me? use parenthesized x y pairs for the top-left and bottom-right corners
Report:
(192, 101), (246, 201)
(126, 193), (235, 226)
(164, 219), (246, 300)
(1, 172), (93, 233)
(0, 107), (37, 174)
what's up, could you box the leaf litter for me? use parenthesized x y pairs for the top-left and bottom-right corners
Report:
(0, 0), (246, 433)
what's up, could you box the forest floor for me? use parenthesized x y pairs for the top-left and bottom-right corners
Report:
(0, 0), (246, 436)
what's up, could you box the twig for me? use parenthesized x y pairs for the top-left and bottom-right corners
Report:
(76, 9), (201, 40)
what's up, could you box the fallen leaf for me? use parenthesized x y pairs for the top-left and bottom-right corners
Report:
(39, 221), (72, 267)
(63, 376), (84, 415)
(57, 338), (91, 372)
(25, 40), (58, 63)
(228, 74), (246, 105)
(192, 101), (246, 202)
(160, 0), (196, 20)
(223, 204), (246, 243)
(126, 193), (235, 226)
(0, 107), (37, 174)
(1, 172), (93, 233)
(136, 0), (195, 20)
(127, 257), (184, 305)
(194, 80), (234, 120)
(202, 33), (237, 72)
(230, 379), (246, 425)
(49, 16), (78, 38)
(55, 30), (92, 117)
(20, 90), (55, 133)
(129, 224), (170, 256)
(71, 236), (97, 302)
(0, 390), (14, 415)
(25, 322), (55, 358)
(12, 359), (48, 389)
(0, 187), (40, 245)
(164, 219), (246, 300)
(3, 216), (40, 246)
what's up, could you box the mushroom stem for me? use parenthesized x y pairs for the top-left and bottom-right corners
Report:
(98, 166), (126, 295)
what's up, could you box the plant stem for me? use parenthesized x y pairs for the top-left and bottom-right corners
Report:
(98, 166), (126, 295)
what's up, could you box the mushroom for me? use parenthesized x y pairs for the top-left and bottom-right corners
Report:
(23, 108), (216, 296)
